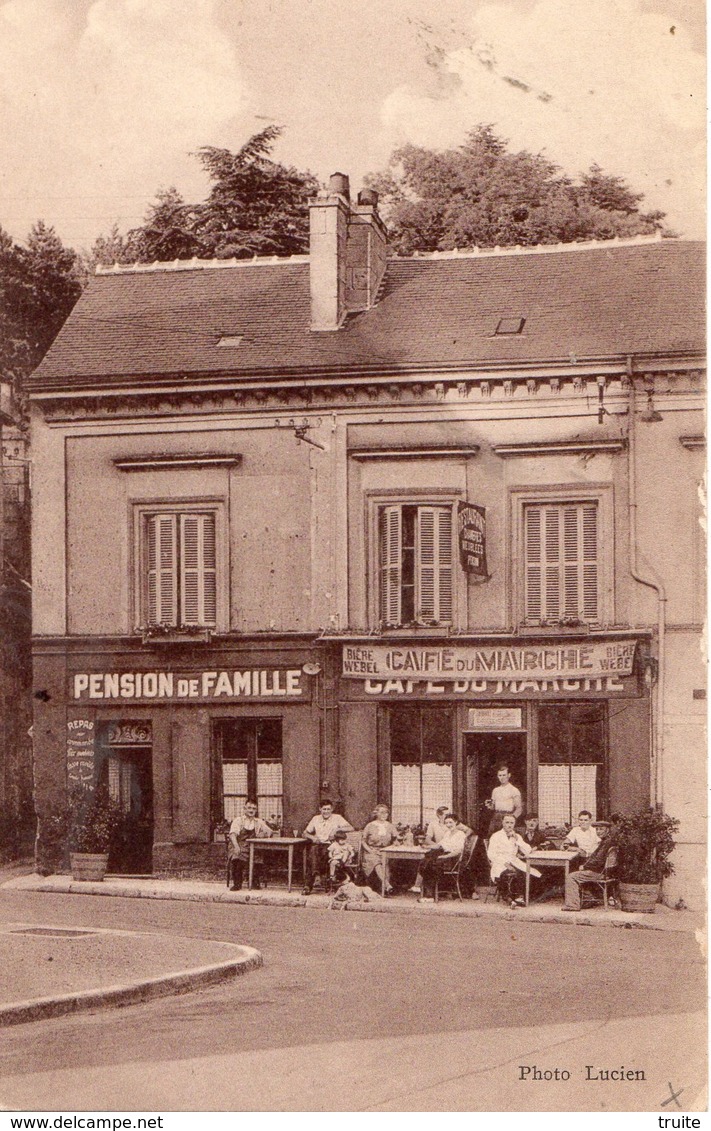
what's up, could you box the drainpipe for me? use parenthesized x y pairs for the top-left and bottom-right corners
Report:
(627, 373), (667, 809)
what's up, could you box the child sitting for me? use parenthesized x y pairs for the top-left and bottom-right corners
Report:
(327, 828), (356, 889)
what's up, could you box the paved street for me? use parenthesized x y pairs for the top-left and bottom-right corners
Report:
(0, 889), (705, 1112)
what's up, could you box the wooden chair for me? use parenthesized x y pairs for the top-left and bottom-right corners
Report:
(434, 852), (465, 902)
(579, 847), (618, 909)
(224, 829), (233, 888)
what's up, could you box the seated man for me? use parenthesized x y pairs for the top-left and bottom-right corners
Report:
(228, 800), (273, 891)
(424, 805), (450, 845)
(562, 815), (620, 911)
(487, 814), (540, 906)
(418, 813), (466, 902)
(518, 813), (546, 849)
(301, 799), (353, 894)
(563, 810), (601, 858)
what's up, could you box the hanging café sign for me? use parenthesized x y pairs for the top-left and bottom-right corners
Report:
(342, 640), (639, 697)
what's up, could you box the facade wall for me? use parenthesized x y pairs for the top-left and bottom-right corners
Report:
(29, 338), (705, 902)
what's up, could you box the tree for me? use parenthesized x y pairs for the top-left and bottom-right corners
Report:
(123, 188), (202, 263)
(0, 222), (82, 407)
(0, 225), (31, 389)
(365, 126), (667, 254)
(93, 126), (320, 265)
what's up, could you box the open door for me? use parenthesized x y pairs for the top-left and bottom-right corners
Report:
(96, 722), (154, 875)
(465, 731), (527, 834)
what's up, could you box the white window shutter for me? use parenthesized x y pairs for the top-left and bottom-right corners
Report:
(180, 514), (217, 626)
(436, 507), (453, 621)
(544, 506), (561, 621)
(416, 506), (453, 624)
(525, 502), (599, 623)
(379, 506), (402, 626)
(417, 506), (436, 622)
(562, 505), (580, 619)
(525, 506), (542, 622)
(581, 504), (599, 620)
(146, 514), (177, 625)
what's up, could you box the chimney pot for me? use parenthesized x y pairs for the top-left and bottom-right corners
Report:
(329, 172), (350, 200)
(357, 188), (379, 207)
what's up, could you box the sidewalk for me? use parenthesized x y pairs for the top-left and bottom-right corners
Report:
(3, 870), (701, 934)
(0, 868), (262, 1026)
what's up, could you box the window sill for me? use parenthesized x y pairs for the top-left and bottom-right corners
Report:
(140, 627), (213, 645)
(518, 623), (593, 636)
(377, 625), (454, 637)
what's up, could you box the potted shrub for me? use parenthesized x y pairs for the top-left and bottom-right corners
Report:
(68, 786), (122, 881)
(614, 808), (679, 913)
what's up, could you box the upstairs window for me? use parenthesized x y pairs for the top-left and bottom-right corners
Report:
(142, 511), (217, 628)
(379, 504), (453, 627)
(524, 501), (599, 625)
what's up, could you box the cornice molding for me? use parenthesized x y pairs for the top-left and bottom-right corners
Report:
(492, 439), (626, 457)
(350, 445), (480, 460)
(32, 367), (705, 424)
(114, 454), (241, 471)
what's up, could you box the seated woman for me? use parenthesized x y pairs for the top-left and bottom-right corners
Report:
(361, 804), (399, 894)
(418, 813), (467, 903)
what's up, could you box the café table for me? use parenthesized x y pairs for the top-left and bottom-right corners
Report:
(380, 843), (427, 897)
(247, 836), (307, 893)
(524, 848), (580, 905)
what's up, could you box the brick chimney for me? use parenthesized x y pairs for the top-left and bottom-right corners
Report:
(309, 174), (387, 331)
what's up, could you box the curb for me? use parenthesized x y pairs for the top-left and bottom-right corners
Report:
(7, 875), (698, 932)
(0, 944), (263, 1028)
(22, 878), (311, 909)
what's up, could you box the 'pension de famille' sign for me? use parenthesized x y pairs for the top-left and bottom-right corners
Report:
(72, 669), (304, 702)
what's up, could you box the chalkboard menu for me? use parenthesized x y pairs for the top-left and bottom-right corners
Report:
(66, 718), (95, 787)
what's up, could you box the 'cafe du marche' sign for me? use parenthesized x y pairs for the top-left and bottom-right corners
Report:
(342, 641), (637, 697)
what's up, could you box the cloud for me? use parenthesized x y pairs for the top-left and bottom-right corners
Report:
(378, 0), (705, 236)
(0, 0), (249, 246)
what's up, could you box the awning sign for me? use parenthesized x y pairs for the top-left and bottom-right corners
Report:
(458, 501), (488, 577)
(342, 640), (637, 682)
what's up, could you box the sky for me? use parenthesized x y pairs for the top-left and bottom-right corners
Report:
(0, 0), (705, 252)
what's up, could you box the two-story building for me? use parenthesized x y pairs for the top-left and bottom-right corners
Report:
(27, 176), (705, 903)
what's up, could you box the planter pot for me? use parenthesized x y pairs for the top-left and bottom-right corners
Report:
(618, 881), (659, 913)
(70, 852), (109, 882)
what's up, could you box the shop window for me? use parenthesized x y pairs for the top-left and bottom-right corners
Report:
(537, 703), (605, 826)
(138, 509), (217, 629)
(213, 719), (283, 827)
(379, 504), (453, 627)
(524, 501), (598, 625)
(388, 706), (453, 828)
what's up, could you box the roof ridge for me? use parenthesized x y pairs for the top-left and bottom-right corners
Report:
(398, 232), (671, 262)
(95, 254), (310, 276)
(95, 231), (685, 276)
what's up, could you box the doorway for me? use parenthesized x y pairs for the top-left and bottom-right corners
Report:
(96, 722), (153, 875)
(465, 731), (527, 834)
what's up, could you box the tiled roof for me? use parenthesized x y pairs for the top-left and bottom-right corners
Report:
(29, 239), (705, 390)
